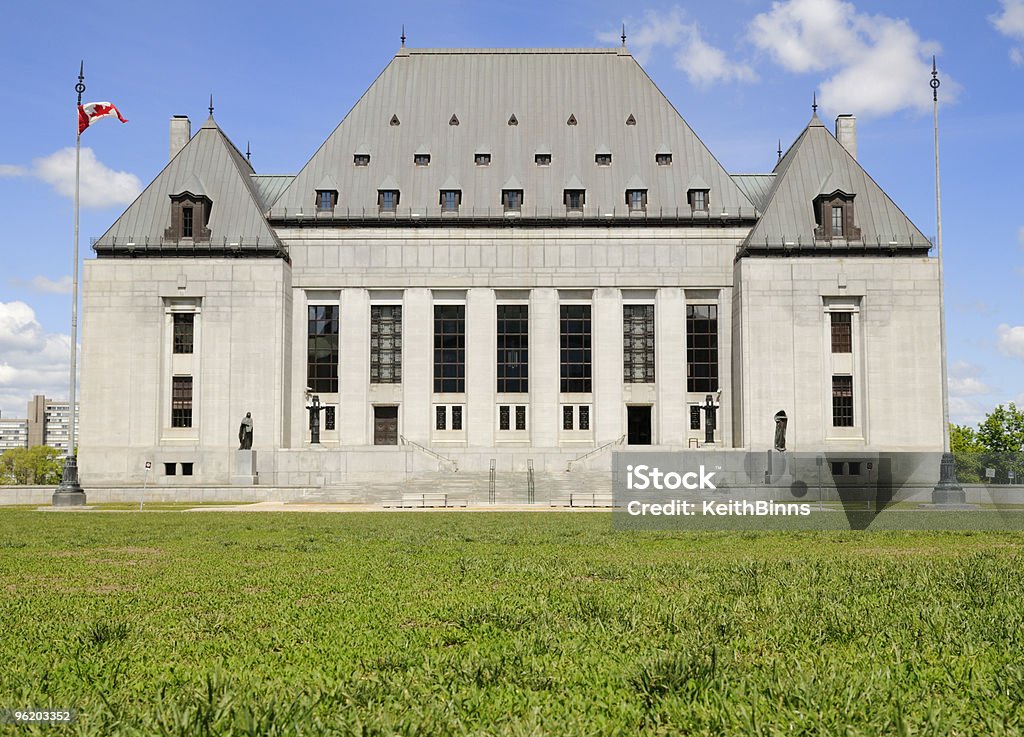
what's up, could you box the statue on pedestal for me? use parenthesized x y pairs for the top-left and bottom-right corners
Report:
(701, 394), (718, 445)
(306, 395), (322, 444)
(238, 412), (253, 450)
(774, 410), (788, 452)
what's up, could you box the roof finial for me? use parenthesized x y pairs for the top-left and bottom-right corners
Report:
(246, 141), (251, 162)
(401, 24), (406, 48)
(930, 55), (940, 103)
(812, 91), (817, 115)
(621, 24), (627, 47)
(777, 139), (782, 162)
(209, 94), (214, 117)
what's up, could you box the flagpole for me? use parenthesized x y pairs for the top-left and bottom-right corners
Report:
(53, 61), (87, 506)
(930, 55), (964, 505)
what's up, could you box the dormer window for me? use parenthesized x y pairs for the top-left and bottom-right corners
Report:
(535, 153), (551, 166)
(315, 189), (338, 212)
(564, 189), (585, 212)
(656, 153), (672, 166)
(440, 190), (461, 212)
(353, 154), (370, 166)
(626, 189), (647, 212)
(687, 188), (709, 212)
(475, 153), (491, 166)
(595, 153), (612, 166)
(378, 189), (400, 212)
(813, 193), (860, 241)
(502, 189), (523, 212)
(166, 193), (211, 242)
(414, 153), (430, 166)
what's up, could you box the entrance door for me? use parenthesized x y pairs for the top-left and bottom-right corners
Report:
(627, 406), (652, 445)
(374, 406), (398, 445)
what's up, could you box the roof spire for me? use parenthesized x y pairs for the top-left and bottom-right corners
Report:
(246, 141), (251, 162)
(621, 24), (627, 47)
(75, 60), (86, 106)
(401, 24), (406, 48)
(209, 94), (214, 117)
(777, 139), (782, 163)
(931, 55), (940, 103)
(812, 91), (817, 115)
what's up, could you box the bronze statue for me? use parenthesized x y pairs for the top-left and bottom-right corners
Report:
(701, 394), (717, 445)
(774, 411), (788, 452)
(306, 395), (322, 444)
(238, 412), (253, 449)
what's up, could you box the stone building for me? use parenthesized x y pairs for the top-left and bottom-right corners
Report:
(79, 46), (942, 488)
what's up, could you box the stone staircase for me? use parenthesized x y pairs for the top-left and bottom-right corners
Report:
(302, 468), (613, 505)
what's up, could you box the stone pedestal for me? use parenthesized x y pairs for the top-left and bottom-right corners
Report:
(231, 450), (259, 486)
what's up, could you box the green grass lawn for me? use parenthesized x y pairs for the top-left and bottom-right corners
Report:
(1, 511), (1023, 736)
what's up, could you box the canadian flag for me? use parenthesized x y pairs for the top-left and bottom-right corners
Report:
(78, 101), (128, 135)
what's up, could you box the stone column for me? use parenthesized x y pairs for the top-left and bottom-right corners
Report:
(530, 288), (559, 447)
(466, 288), (496, 447)
(593, 287), (623, 445)
(402, 288), (433, 444)
(657, 287), (686, 446)
(340, 288), (369, 445)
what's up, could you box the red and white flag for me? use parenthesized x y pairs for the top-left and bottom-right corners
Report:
(78, 101), (128, 135)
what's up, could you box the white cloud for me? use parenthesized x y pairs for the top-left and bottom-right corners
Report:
(949, 396), (989, 427)
(0, 301), (72, 418)
(0, 164), (27, 176)
(598, 8), (756, 86)
(1011, 47), (1024, 65)
(32, 147), (141, 209)
(1018, 225), (1024, 249)
(8, 276), (74, 295)
(993, 0), (1024, 38)
(997, 324), (1024, 358)
(748, 0), (956, 117)
(948, 360), (992, 397)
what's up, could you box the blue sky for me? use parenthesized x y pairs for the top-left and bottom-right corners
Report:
(1, 0), (1022, 427)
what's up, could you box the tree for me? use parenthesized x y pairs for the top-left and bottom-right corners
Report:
(977, 403), (1024, 454)
(950, 423), (986, 483)
(0, 446), (65, 485)
(954, 404), (1024, 485)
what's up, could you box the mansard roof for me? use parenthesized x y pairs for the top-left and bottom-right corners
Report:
(741, 112), (930, 255)
(94, 116), (284, 257)
(269, 47), (757, 221)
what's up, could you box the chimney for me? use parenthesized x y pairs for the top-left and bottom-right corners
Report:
(835, 114), (857, 159)
(169, 115), (191, 161)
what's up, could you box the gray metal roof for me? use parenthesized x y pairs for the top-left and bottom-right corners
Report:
(742, 113), (930, 251)
(251, 175), (294, 209)
(731, 174), (775, 212)
(270, 47), (757, 220)
(95, 116), (283, 255)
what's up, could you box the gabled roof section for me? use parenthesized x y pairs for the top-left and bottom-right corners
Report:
(95, 116), (284, 257)
(741, 113), (930, 255)
(270, 47), (755, 222)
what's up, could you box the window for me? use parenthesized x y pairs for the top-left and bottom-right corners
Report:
(686, 304), (718, 393)
(497, 304), (528, 393)
(316, 189), (337, 212)
(814, 194), (860, 241)
(307, 305), (339, 393)
(535, 153), (551, 166)
(595, 153), (612, 166)
(353, 154), (370, 166)
(166, 193), (211, 242)
(181, 462), (194, 476)
(171, 376), (193, 428)
(325, 406), (336, 431)
(475, 153), (491, 166)
(656, 153), (672, 166)
(414, 153), (430, 166)
(435, 405), (464, 431)
(831, 312), (852, 353)
(690, 405), (701, 430)
(623, 304), (655, 383)
(626, 189), (647, 212)
(832, 376), (854, 427)
(502, 189), (523, 213)
(370, 305), (402, 383)
(498, 405), (528, 432)
(564, 189), (585, 212)
(560, 304), (592, 393)
(440, 190), (461, 212)
(434, 305), (465, 393)
(378, 190), (399, 212)
(562, 405), (590, 430)
(688, 189), (709, 212)
(164, 462), (176, 476)
(172, 313), (194, 354)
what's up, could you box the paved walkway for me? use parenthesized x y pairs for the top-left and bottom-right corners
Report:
(187, 501), (609, 513)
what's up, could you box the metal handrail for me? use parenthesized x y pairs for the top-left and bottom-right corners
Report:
(399, 435), (458, 472)
(566, 435), (625, 472)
